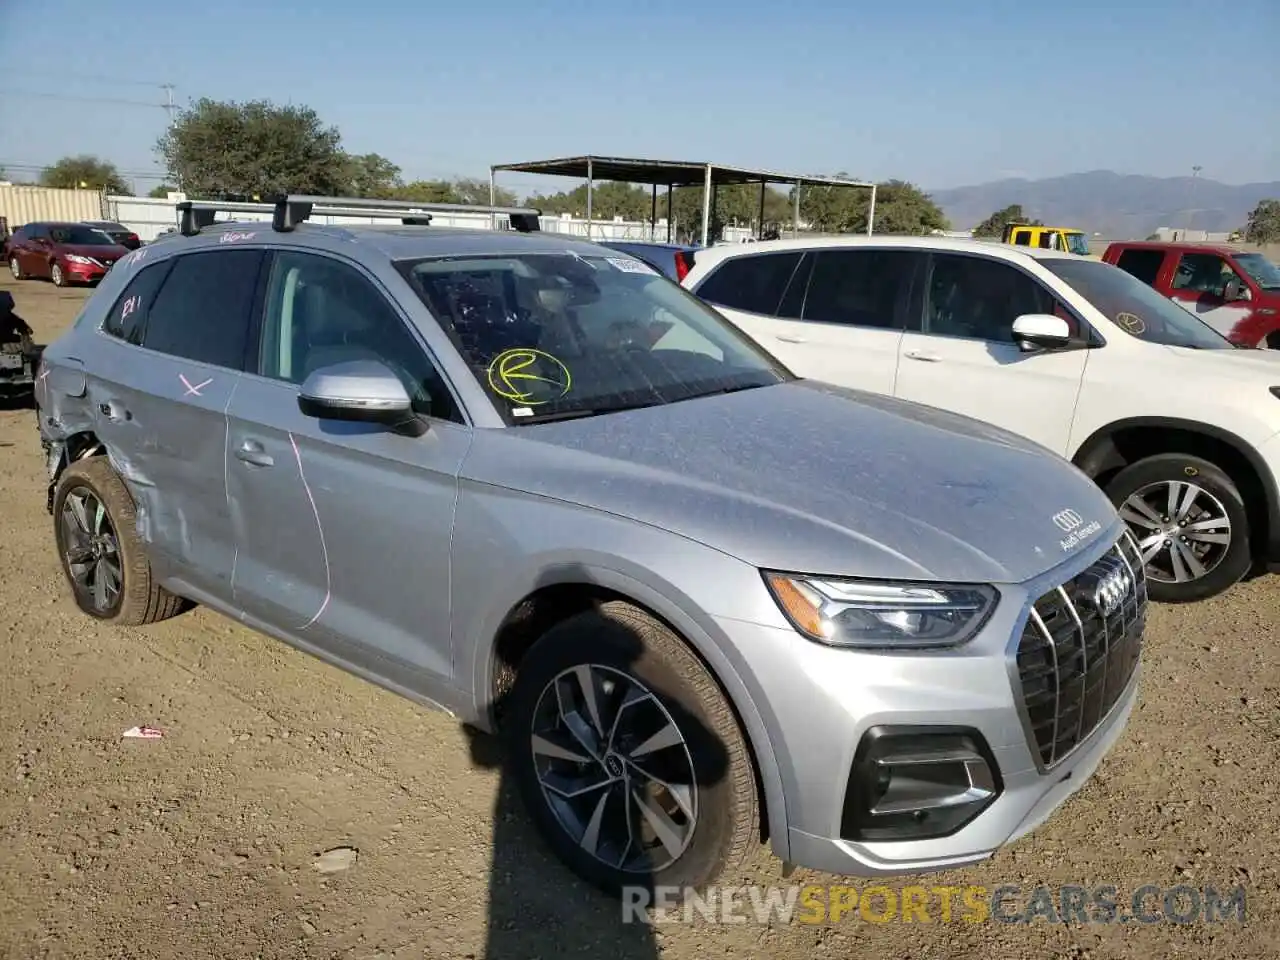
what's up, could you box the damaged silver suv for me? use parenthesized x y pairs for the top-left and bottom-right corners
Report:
(36, 195), (1147, 895)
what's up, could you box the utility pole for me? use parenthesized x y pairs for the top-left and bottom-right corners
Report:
(160, 83), (181, 195)
(1183, 165), (1202, 240)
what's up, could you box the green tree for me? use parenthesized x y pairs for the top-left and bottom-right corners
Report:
(1244, 199), (1280, 243)
(867, 180), (950, 234)
(526, 181), (652, 220)
(40, 155), (131, 194)
(157, 98), (350, 198)
(345, 153), (402, 198)
(148, 183), (177, 198)
(972, 203), (1041, 238)
(790, 175), (948, 235)
(451, 177), (518, 207)
(394, 179), (461, 203)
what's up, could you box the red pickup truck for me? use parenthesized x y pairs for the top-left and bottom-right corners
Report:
(1101, 241), (1280, 348)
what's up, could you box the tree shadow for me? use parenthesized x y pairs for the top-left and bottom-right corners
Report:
(464, 602), (732, 959)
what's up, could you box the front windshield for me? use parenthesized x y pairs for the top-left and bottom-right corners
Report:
(1064, 232), (1090, 256)
(1235, 253), (1280, 290)
(399, 252), (792, 422)
(1043, 258), (1236, 350)
(49, 225), (115, 245)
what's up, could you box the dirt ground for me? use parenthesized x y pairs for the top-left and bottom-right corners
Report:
(2, 275), (1279, 960)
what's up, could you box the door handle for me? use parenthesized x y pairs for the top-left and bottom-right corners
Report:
(904, 350), (942, 363)
(235, 440), (274, 468)
(775, 334), (807, 344)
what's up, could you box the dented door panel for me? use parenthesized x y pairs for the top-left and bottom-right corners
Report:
(83, 337), (241, 598)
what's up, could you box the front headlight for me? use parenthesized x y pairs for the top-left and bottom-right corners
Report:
(763, 572), (998, 650)
(64, 254), (93, 265)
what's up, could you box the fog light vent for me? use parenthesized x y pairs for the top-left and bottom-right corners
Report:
(840, 726), (1002, 842)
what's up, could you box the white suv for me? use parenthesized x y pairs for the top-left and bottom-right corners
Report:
(681, 236), (1280, 604)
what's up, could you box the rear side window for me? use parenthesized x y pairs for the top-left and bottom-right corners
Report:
(694, 252), (803, 315)
(103, 260), (174, 345)
(141, 250), (264, 369)
(802, 249), (920, 330)
(1012, 230), (1032, 246)
(924, 253), (1059, 341)
(1114, 248), (1165, 286)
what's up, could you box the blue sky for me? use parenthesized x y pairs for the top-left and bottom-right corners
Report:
(1, 0), (1276, 197)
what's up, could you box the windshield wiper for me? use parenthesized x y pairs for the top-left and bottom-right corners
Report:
(514, 399), (661, 424)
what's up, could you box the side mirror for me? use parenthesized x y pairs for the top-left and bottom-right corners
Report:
(1011, 313), (1073, 352)
(1222, 278), (1251, 302)
(297, 360), (426, 435)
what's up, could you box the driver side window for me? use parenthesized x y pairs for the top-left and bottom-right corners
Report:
(923, 254), (1068, 341)
(257, 251), (462, 423)
(1171, 253), (1235, 298)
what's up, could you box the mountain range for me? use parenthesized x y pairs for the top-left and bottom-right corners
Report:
(929, 170), (1280, 239)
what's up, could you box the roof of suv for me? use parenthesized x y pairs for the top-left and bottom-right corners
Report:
(689, 234), (1085, 267)
(156, 219), (625, 261)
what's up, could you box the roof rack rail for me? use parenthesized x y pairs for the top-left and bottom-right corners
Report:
(175, 194), (543, 237)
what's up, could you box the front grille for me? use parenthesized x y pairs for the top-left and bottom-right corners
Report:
(1014, 533), (1147, 768)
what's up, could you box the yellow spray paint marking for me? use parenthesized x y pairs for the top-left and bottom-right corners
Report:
(486, 348), (572, 405)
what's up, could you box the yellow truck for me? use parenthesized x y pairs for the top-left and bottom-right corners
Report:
(1001, 223), (1092, 256)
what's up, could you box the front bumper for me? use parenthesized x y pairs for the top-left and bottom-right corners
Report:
(63, 259), (114, 283)
(716, 527), (1142, 877)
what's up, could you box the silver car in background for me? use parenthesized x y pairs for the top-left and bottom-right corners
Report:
(35, 196), (1146, 896)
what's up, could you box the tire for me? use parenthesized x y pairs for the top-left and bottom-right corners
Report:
(9, 256), (24, 280)
(1105, 453), (1250, 603)
(1266, 330), (1280, 350)
(50, 263), (66, 287)
(52, 455), (187, 625)
(505, 601), (758, 897)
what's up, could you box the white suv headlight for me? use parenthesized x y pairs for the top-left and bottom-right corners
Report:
(763, 573), (997, 649)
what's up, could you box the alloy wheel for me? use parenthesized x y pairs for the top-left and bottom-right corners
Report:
(51, 264), (64, 287)
(9, 257), (18, 279)
(529, 663), (698, 874)
(59, 487), (123, 613)
(1119, 480), (1232, 584)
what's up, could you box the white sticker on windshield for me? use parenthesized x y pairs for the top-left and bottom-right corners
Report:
(511, 407), (534, 418)
(606, 257), (659, 276)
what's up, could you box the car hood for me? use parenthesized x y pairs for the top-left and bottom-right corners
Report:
(462, 380), (1123, 583)
(1159, 343), (1280, 374)
(59, 243), (128, 260)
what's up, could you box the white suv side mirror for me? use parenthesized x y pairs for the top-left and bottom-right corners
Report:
(1012, 314), (1072, 352)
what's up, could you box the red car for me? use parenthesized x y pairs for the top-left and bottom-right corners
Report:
(1102, 240), (1280, 348)
(5, 221), (131, 287)
(83, 219), (142, 250)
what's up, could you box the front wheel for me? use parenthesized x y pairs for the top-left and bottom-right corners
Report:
(1105, 453), (1251, 603)
(52, 456), (188, 624)
(504, 601), (759, 897)
(9, 256), (24, 280)
(50, 263), (66, 287)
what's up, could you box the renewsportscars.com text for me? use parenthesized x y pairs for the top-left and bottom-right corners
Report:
(621, 883), (1247, 926)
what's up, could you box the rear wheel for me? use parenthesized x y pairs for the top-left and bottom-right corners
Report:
(1105, 453), (1250, 603)
(52, 456), (187, 624)
(504, 601), (758, 897)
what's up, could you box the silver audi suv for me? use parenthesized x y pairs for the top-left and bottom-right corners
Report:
(35, 195), (1147, 895)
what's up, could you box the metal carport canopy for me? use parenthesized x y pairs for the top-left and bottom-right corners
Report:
(488, 155), (877, 246)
